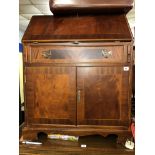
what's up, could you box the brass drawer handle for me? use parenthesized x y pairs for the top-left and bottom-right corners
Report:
(42, 50), (53, 58)
(101, 49), (112, 58)
(77, 90), (81, 103)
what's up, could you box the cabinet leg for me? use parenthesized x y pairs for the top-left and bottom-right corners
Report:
(22, 130), (38, 141)
(117, 135), (127, 144)
(22, 127), (49, 141)
(117, 134), (132, 144)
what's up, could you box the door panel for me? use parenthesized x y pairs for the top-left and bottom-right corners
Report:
(77, 67), (130, 126)
(25, 67), (76, 125)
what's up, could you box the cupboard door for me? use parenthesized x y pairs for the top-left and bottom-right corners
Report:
(77, 67), (130, 126)
(25, 67), (76, 125)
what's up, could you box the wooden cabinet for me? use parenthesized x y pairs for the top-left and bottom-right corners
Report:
(22, 15), (133, 143)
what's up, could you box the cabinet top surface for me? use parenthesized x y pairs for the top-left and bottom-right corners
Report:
(50, 0), (133, 15)
(22, 14), (133, 43)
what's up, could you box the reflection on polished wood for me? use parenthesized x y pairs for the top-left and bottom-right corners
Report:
(49, 0), (133, 15)
(22, 15), (132, 43)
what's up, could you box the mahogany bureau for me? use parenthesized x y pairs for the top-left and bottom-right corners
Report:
(22, 14), (133, 143)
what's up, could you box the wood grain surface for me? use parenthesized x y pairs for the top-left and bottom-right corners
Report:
(20, 134), (134, 155)
(22, 14), (132, 43)
(26, 45), (127, 64)
(49, 0), (133, 15)
(25, 67), (76, 125)
(77, 66), (130, 126)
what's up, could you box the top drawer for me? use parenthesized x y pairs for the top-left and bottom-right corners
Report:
(24, 45), (130, 64)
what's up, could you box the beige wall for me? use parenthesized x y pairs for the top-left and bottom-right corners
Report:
(19, 31), (24, 104)
(19, 52), (24, 103)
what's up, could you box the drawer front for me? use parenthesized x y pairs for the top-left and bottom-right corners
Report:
(25, 45), (128, 64)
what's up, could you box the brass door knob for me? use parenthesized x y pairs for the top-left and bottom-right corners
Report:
(77, 90), (81, 103)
